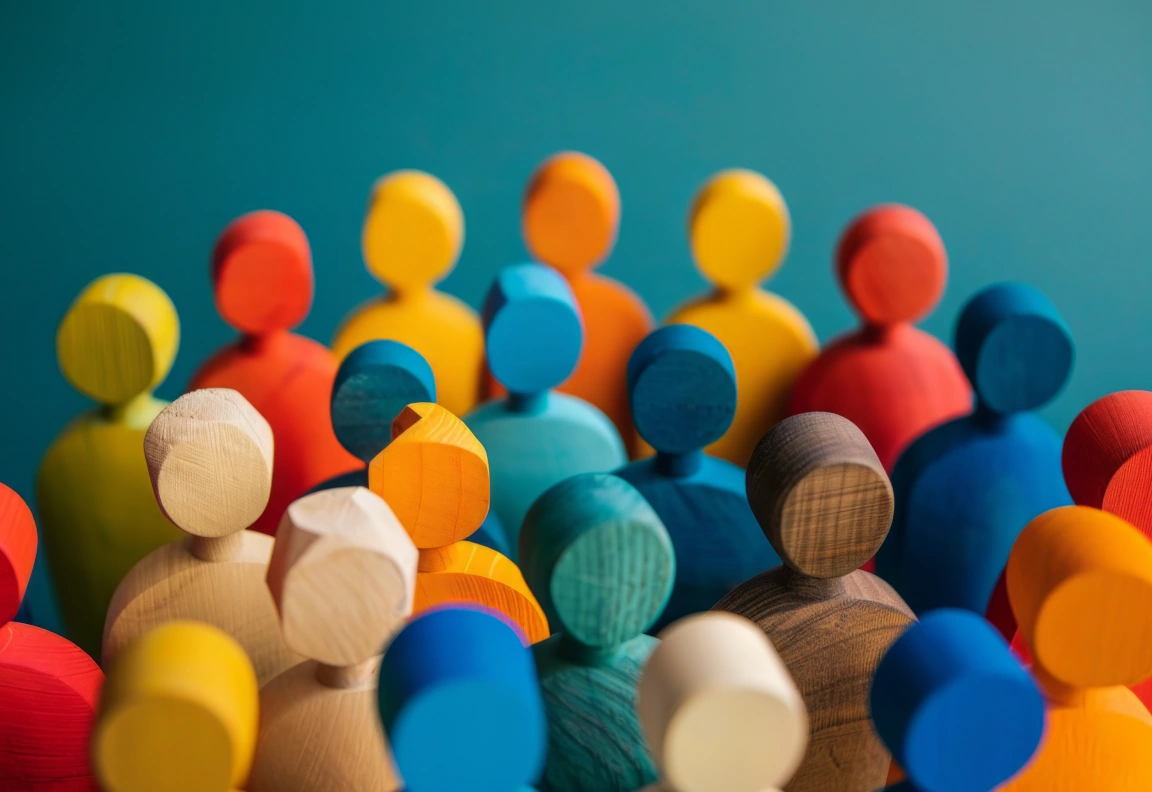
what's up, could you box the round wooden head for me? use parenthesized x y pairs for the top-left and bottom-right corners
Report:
(836, 204), (947, 327)
(144, 388), (273, 538)
(0, 484), (36, 626)
(332, 340), (437, 464)
(520, 473), (674, 650)
(638, 612), (808, 792)
(747, 412), (893, 578)
(627, 325), (737, 455)
(362, 170), (464, 294)
(1007, 505), (1152, 688)
(212, 210), (313, 336)
(94, 620), (258, 792)
(689, 169), (791, 292)
(954, 283), (1073, 415)
(522, 151), (619, 276)
(56, 273), (180, 405)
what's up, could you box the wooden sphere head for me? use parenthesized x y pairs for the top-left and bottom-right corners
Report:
(378, 606), (546, 790)
(836, 204), (947, 326)
(211, 210), (313, 335)
(522, 151), (619, 276)
(955, 283), (1073, 415)
(368, 402), (490, 549)
(332, 340), (437, 463)
(689, 169), (791, 291)
(57, 273), (180, 404)
(747, 412), (893, 578)
(628, 324), (737, 455)
(481, 262), (584, 395)
(267, 487), (417, 666)
(94, 620), (258, 792)
(144, 389), (273, 537)
(0, 484), (36, 626)
(520, 473), (675, 649)
(1007, 505), (1152, 687)
(362, 170), (464, 293)
(639, 613), (808, 792)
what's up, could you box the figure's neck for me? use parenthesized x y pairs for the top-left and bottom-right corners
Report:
(240, 329), (290, 353)
(315, 657), (379, 690)
(776, 566), (846, 599)
(188, 532), (245, 563)
(506, 391), (548, 414)
(386, 285), (432, 303)
(557, 634), (624, 665)
(103, 392), (160, 424)
(859, 322), (902, 342)
(655, 450), (704, 478)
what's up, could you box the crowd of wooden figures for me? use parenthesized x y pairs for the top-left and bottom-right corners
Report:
(6, 152), (1152, 792)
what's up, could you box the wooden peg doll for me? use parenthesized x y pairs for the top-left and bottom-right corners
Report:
(249, 486), (418, 792)
(714, 412), (915, 792)
(666, 170), (818, 467)
(520, 472), (676, 792)
(370, 402), (549, 642)
(877, 283), (1074, 614)
(637, 611), (809, 792)
(378, 605), (548, 792)
(103, 388), (301, 685)
(332, 171), (484, 416)
(0, 483), (102, 791)
(616, 325), (780, 630)
(94, 620), (258, 792)
(38, 273), (183, 656)
(191, 210), (359, 535)
(465, 263), (627, 555)
(789, 205), (972, 472)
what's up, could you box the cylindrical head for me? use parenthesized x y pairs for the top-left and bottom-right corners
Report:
(689, 169), (791, 292)
(378, 606), (546, 791)
(56, 273), (180, 404)
(94, 620), (258, 792)
(747, 412), (893, 578)
(639, 612), (808, 792)
(628, 325), (737, 455)
(870, 609), (1045, 792)
(836, 204), (947, 326)
(954, 283), (1073, 415)
(519, 473), (675, 650)
(211, 210), (313, 335)
(144, 389), (273, 537)
(362, 170), (464, 293)
(481, 263), (584, 396)
(0, 484), (36, 626)
(332, 340), (437, 463)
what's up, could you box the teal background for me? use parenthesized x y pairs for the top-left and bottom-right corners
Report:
(3, 2), (1151, 625)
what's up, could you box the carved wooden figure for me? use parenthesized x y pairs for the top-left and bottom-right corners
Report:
(190, 210), (358, 535)
(520, 472), (676, 792)
(249, 486), (418, 792)
(103, 388), (301, 686)
(714, 412), (915, 792)
(37, 273), (183, 656)
(616, 325), (779, 630)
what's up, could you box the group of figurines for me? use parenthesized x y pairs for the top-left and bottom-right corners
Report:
(3, 151), (1152, 792)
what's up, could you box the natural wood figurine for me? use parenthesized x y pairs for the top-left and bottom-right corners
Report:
(714, 412), (915, 792)
(38, 273), (183, 656)
(103, 388), (301, 686)
(248, 486), (418, 792)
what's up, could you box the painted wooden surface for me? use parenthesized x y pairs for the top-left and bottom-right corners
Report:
(667, 169), (817, 467)
(332, 171), (483, 416)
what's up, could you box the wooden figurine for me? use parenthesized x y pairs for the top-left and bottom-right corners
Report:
(249, 486), (418, 792)
(637, 611), (809, 792)
(666, 169), (817, 467)
(37, 273), (183, 656)
(877, 283), (1074, 614)
(0, 482), (102, 791)
(379, 605), (547, 792)
(190, 210), (359, 536)
(714, 412), (915, 792)
(870, 609), (1045, 792)
(93, 620), (258, 792)
(103, 388), (301, 686)
(789, 205), (972, 472)
(332, 171), (484, 416)
(520, 472), (676, 792)
(370, 402), (549, 642)
(465, 263), (627, 555)
(616, 324), (780, 630)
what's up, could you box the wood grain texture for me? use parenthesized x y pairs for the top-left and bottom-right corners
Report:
(0, 483), (37, 624)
